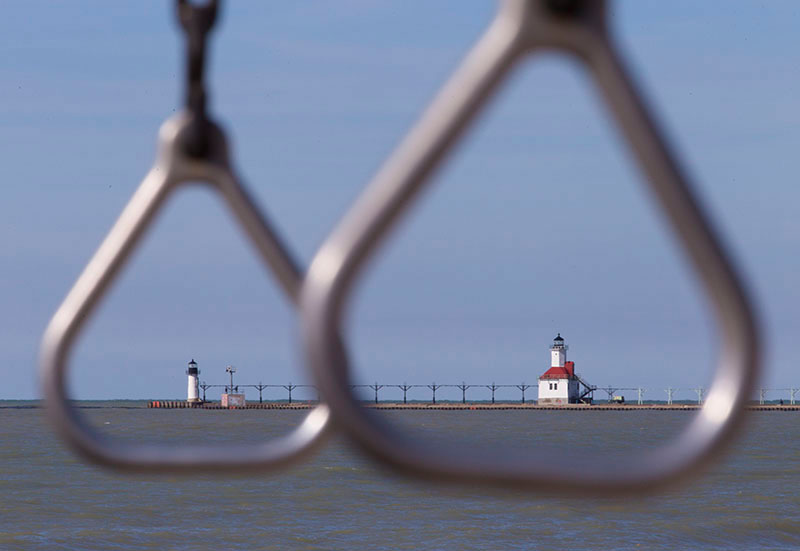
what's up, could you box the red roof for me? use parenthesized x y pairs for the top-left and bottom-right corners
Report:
(539, 361), (575, 380)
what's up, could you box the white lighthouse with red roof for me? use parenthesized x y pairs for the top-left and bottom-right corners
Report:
(538, 334), (581, 404)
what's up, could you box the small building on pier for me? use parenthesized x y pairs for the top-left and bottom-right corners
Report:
(221, 365), (246, 408)
(538, 334), (584, 405)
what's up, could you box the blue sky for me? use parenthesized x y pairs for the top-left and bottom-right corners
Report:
(1, 1), (799, 400)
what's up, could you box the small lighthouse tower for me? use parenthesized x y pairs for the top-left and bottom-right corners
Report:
(550, 333), (567, 368)
(186, 359), (201, 403)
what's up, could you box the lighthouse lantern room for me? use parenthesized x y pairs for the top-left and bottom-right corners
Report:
(186, 359), (201, 403)
(538, 334), (582, 405)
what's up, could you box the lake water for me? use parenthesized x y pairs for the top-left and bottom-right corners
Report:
(1, 404), (798, 550)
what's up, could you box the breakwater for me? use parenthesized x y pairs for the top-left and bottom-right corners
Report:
(146, 401), (800, 411)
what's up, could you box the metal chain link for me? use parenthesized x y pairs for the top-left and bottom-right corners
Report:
(176, 0), (217, 157)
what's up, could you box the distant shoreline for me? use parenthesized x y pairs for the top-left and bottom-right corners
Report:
(3, 401), (798, 411)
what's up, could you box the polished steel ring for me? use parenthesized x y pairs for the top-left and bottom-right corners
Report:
(39, 113), (331, 472)
(300, 0), (760, 493)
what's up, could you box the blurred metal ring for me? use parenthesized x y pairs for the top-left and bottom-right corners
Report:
(300, 0), (760, 493)
(40, 113), (331, 472)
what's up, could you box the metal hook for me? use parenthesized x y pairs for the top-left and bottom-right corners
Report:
(176, 0), (219, 35)
(300, 0), (760, 494)
(176, 0), (220, 157)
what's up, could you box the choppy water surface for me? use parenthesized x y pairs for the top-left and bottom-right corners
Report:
(1, 405), (798, 550)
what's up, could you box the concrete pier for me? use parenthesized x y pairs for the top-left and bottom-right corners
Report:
(147, 401), (302, 409)
(146, 401), (800, 411)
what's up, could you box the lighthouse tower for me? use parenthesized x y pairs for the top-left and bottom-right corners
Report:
(538, 334), (581, 404)
(550, 333), (567, 368)
(186, 359), (201, 403)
